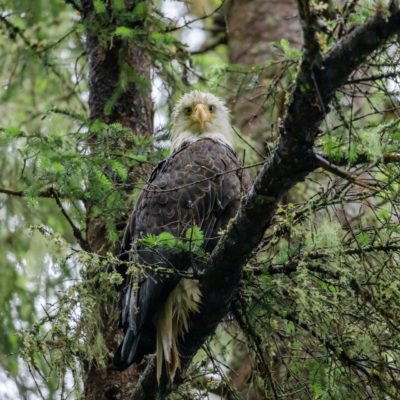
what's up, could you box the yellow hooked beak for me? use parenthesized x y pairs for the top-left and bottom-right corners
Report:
(190, 103), (213, 129)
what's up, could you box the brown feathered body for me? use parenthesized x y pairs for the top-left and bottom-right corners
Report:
(114, 138), (250, 381)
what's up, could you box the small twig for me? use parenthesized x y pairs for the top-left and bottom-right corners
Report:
(143, 160), (264, 193)
(27, 364), (46, 400)
(166, 0), (226, 32)
(232, 297), (279, 400)
(265, 261), (339, 278)
(0, 187), (25, 197)
(0, 187), (57, 198)
(232, 126), (265, 159)
(0, 14), (87, 110)
(346, 71), (399, 85)
(314, 153), (377, 191)
(42, 29), (76, 51)
(190, 38), (226, 55)
(50, 188), (90, 251)
(0, 14), (31, 47)
(0, 186), (86, 200)
(274, 309), (373, 381)
(296, 0), (320, 59)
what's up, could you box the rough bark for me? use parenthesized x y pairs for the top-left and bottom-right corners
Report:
(225, 0), (301, 142)
(82, 2), (153, 255)
(78, 1), (153, 398)
(130, 4), (400, 399)
(226, 0), (301, 65)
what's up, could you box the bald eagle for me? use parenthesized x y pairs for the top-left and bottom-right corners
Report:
(114, 91), (251, 382)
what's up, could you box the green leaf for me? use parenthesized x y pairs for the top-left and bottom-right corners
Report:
(111, 161), (128, 181)
(25, 182), (46, 198)
(323, 135), (344, 162)
(280, 38), (290, 52)
(357, 232), (370, 246)
(278, 244), (288, 264)
(96, 172), (112, 190)
(349, 143), (358, 164)
(90, 205), (103, 218)
(133, 1), (147, 18)
(185, 226), (204, 251)
(52, 161), (64, 174)
(280, 38), (302, 59)
(348, 7), (372, 25)
(27, 198), (39, 208)
(134, 154), (147, 162)
(94, 0), (107, 14)
(90, 119), (107, 133)
(150, 32), (168, 42)
(158, 232), (176, 247)
(115, 26), (135, 38)
(113, 0), (125, 11)
(142, 232), (177, 250)
(142, 228), (205, 255)
(3, 126), (21, 137)
(312, 383), (323, 396)
(35, 77), (48, 93)
(378, 209), (390, 221)
(106, 220), (119, 243)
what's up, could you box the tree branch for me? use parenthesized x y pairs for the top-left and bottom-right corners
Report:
(262, 242), (400, 277)
(314, 153), (376, 191)
(50, 188), (90, 252)
(165, 1), (226, 32)
(130, 5), (400, 398)
(274, 309), (374, 382)
(232, 297), (278, 400)
(317, 151), (400, 167)
(190, 38), (226, 56)
(0, 185), (90, 250)
(0, 187), (26, 197)
(0, 187), (78, 199)
(346, 71), (399, 85)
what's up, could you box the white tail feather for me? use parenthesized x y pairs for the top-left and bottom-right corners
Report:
(154, 277), (202, 383)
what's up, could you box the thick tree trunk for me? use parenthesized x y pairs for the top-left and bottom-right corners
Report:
(225, 0), (300, 144)
(84, 32), (153, 255)
(79, 2), (153, 398)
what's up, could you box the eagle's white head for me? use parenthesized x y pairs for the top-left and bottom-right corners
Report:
(170, 90), (233, 152)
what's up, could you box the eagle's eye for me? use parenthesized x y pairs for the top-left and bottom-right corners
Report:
(209, 105), (215, 113)
(184, 106), (192, 116)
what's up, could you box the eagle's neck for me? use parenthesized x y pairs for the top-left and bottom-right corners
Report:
(170, 131), (233, 153)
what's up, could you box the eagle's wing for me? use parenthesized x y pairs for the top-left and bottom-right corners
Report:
(114, 138), (251, 370)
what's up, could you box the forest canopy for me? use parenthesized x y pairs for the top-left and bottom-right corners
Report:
(1, 0), (400, 399)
